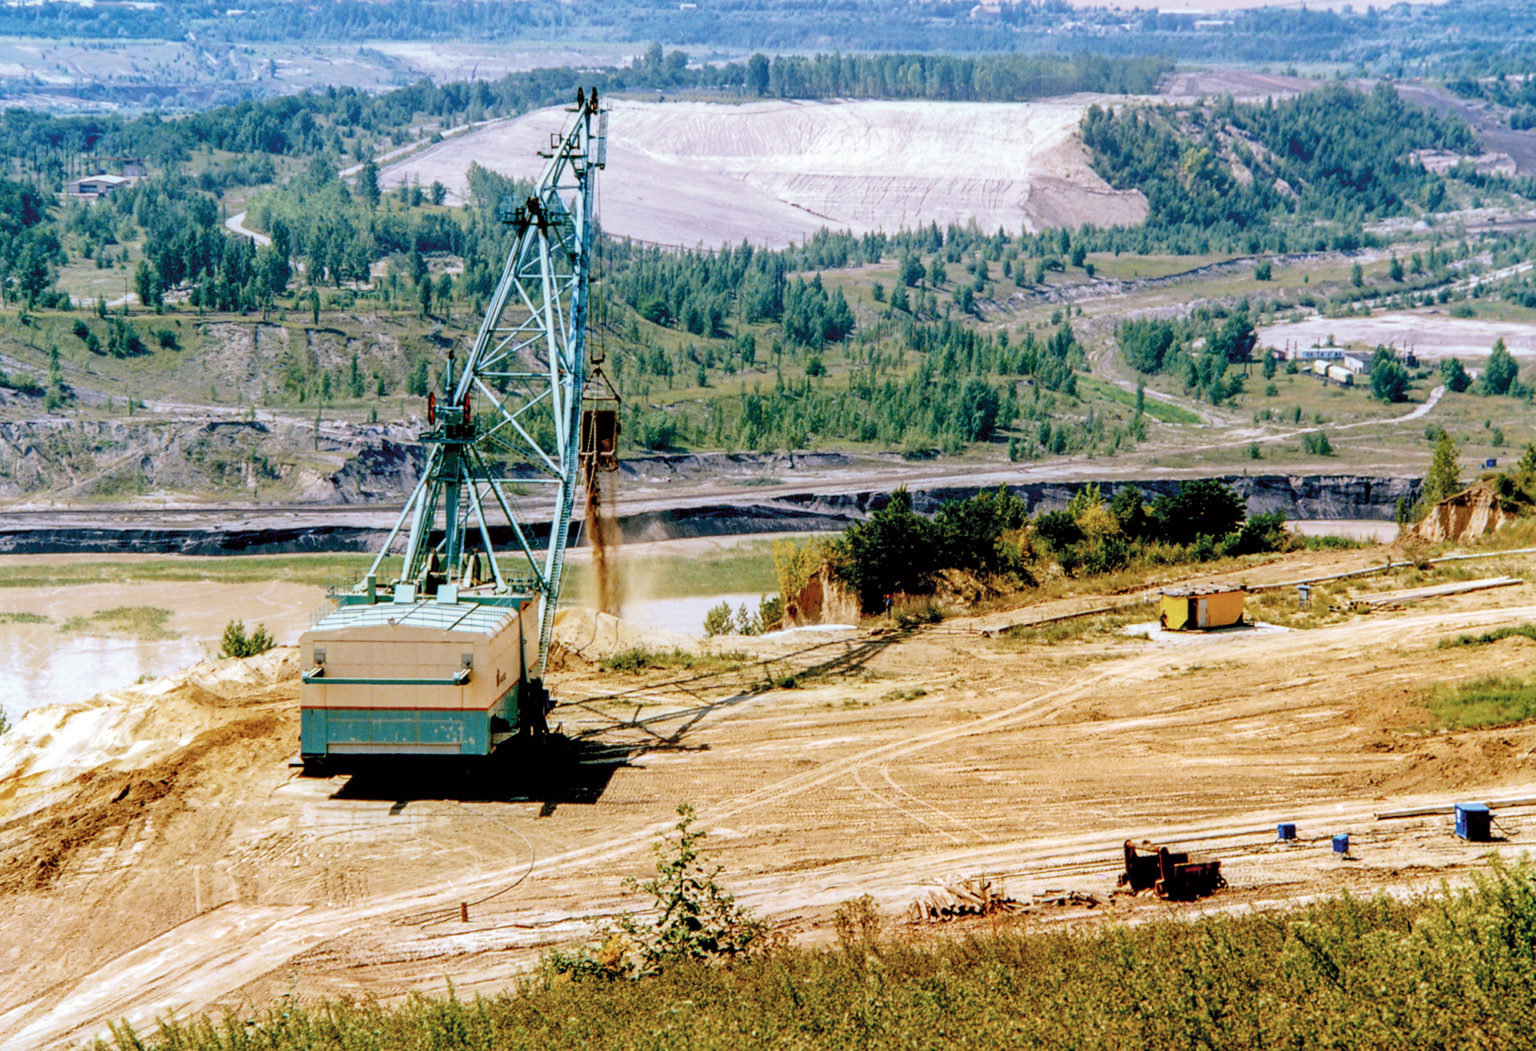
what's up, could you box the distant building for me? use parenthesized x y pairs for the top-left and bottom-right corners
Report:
(1342, 354), (1368, 375)
(1288, 346), (1345, 362)
(65, 174), (130, 200)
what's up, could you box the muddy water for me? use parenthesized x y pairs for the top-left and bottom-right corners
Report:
(625, 593), (770, 637)
(0, 580), (324, 723)
(1288, 518), (1399, 543)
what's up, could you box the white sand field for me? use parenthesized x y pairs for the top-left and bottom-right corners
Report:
(380, 98), (1148, 248)
(1258, 311), (1536, 361)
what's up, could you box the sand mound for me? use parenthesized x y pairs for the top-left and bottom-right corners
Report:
(382, 98), (1147, 248)
(0, 649), (299, 824)
(551, 607), (699, 660)
(1414, 484), (1510, 544)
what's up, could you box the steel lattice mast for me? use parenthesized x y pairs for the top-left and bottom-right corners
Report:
(362, 90), (607, 679)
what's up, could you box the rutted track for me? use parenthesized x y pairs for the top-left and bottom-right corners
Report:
(9, 569), (1536, 1046)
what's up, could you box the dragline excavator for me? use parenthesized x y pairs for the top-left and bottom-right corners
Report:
(298, 89), (617, 764)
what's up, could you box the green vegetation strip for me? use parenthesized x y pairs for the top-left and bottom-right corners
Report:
(0, 554), (375, 589)
(1426, 674), (1536, 730)
(60, 606), (177, 640)
(102, 863), (1536, 1051)
(0, 611), (49, 624)
(1077, 376), (1203, 424)
(599, 648), (749, 675)
(1440, 623), (1536, 649)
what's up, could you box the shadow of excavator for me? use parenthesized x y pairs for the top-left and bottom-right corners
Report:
(318, 630), (904, 812)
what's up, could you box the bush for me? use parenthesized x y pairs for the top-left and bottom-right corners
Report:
(1152, 478), (1247, 546)
(702, 601), (733, 637)
(1225, 510), (1290, 556)
(220, 619), (274, 658)
(1302, 430), (1335, 456)
(546, 804), (766, 980)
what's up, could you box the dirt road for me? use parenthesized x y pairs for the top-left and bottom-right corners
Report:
(5, 545), (1536, 1046)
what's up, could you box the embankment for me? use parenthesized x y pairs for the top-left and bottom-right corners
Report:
(0, 471), (1418, 555)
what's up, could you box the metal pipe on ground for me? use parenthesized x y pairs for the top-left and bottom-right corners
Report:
(1377, 797), (1536, 820)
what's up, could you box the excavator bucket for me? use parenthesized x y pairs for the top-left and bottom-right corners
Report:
(580, 407), (620, 472)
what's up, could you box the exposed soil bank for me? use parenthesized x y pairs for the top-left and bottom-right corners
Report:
(0, 472), (1419, 555)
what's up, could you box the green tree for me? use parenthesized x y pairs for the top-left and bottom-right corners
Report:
(1152, 478), (1247, 545)
(1117, 318), (1175, 373)
(746, 53), (770, 96)
(14, 240), (52, 305)
(1441, 356), (1471, 392)
(1424, 429), (1462, 505)
(220, 619), (275, 658)
(702, 601), (733, 637)
(1481, 339), (1519, 396)
(1369, 347), (1409, 402)
(831, 487), (939, 612)
(358, 159), (380, 207)
(134, 259), (162, 310)
(1209, 311), (1257, 364)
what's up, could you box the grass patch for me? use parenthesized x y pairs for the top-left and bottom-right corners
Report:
(1425, 673), (1536, 729)
(1291, 533), (1374, 551)
(599, 647), (747, 675)
(0, 611), (50, 624)
(0, 553), (374, 589)
(1000, 609), (1140, 645)
(1078, 376), (1204, 424)
(60, 606), (178, 640)
(1440, 623), (1536, 649)
(95, 861), (1536, 1051)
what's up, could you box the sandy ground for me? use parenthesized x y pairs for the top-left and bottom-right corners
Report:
(5, 544), (1536, 1045)
(1258, 309), (1536, 361)
(381, 99), (1148, 248)
(1157, 70), (1317, 101)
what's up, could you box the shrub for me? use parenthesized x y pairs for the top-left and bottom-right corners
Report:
(702, 601), (733, 637)
(1151, 478), (1247, 545)
(546, 804), (767, 980)
(220, 619), (274, 658)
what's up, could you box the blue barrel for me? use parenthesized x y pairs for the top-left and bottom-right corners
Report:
(1455, 803), (1491, 842)
(1332, 833), (1350, 855)
(1277, 822), (1296, 841)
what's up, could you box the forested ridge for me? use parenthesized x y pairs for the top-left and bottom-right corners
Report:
(3, 56), (1533, 465)
(1081, 83), (1479, 253)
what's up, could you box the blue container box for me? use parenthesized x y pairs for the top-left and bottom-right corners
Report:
(1332, 834), (1350, 854)
(1277, 822), (1296, 841)
(1455, 803), (1491, 842)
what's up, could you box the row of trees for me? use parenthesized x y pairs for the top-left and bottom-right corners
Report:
(825, 479), (1287, 613)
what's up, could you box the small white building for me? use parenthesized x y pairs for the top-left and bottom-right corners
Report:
(1289, 346), (1346, 362)
(65, 173), (130, 199)
(1342, 354), (1368, 375)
